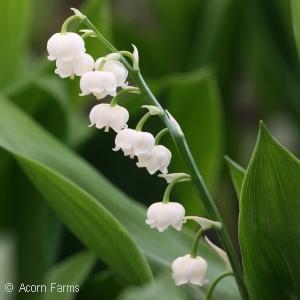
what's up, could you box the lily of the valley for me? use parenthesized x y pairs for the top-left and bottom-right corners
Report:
(95, 58), (128, 87)
(89, 104), (129, 132)
(145, 202), (185, 232)
(47, 32), (85, 62)
(171, 254), (209, 286)
(113, 128), (155, 158)
(79, 71), (117, 99)
(137, 145), (171, 174)
(55, 53), (94, 78)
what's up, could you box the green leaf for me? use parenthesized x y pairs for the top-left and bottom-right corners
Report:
(41, 251), (96, 300)
(239, 122), (300, 299)
(291, 0), (300, 60)
(116, 271), (185, 300)
(224, 155), (246, 200)
(0, 94), (239, 299)
(15, 153), (153, 286)
(76, 270), (125, 300)
(0, 0), (34, 88)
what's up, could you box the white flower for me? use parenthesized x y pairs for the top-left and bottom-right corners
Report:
(55, 53), (94, 78)
(171, 254), (209, 286)
(145, 202), (185, 232)
(113, 129), (154, 158)
(137, 145), (171, 174)
(95, 58), (128, 86)
(79, 71), (117, 100)
(47, 32), (85, 62)
(89, 104), (129, 132)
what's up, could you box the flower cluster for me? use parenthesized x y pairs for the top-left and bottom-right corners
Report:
(47, 30), (127, 99)
(47, 12), (230, 291)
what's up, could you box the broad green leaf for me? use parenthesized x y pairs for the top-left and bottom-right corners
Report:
(0, 94), (239, 299)
(76, 270), (125, 300)
(15, 153), (153, 286)
(116, 271), (185, 300)
(224, 155), (246, 200)
(0, 0), (34, 88)
(239, 122), (300, 299)
(0, 232), (16, 300)
(41, 251), (96, 300)
(163, 67), (223, 220)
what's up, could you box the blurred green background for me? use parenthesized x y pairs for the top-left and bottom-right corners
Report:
(0, 0), (300, 299)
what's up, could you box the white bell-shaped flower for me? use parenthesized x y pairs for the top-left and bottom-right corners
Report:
(145, 202), (185, 232)
(47, 32), (85, 62)
(137, 145), (171, 174)
(89, 104), (129, 132)
(171, 254), (209, 286)
(79, 71), (117, 100)
(95, 58), (128, 86)
(113, 129), (154, 158)
(55, 53), (94, 78)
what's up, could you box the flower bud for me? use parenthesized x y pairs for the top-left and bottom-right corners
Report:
(89, 104), (129, 132)
(145, 202), (185, 232)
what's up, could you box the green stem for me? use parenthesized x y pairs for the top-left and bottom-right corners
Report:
(135, 112), (151, 131)
(154, 128), (169, 145)
(97, 59), (106, 71)
(81, 31), (95, 39)
(162, 174), (190, 204)
(61, 15), (80, 34)
(119, 51), (135, 63)
(81, 16), (249, 300)
(110, 87), (140, 107)
(205, 271), (234, 300)
(190, 228), (204, 258)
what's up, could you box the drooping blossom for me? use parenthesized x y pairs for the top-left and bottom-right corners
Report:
(171, 254), (209, 286)
(89, 104), (129, 132)
(137, 145), (171, 174)
(113, 129), (154, 158)
(145, 202), (185, 232)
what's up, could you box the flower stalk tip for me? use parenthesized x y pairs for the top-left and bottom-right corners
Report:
(165, 110), (183, 136)
(142, 105), (163, 116)
(184, 216), (222, 231)
(132, 44), (139, 69)
(70, 8), (86, 21)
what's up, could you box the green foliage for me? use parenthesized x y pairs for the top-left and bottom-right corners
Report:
(0, 0), (34, 88)
(239, 122), (300, 299)
(0, 94), (239, 299)
(0, 94), (153, 286)
(0, 0), (300, 298)
(224, 156), (245, 200)
(41, 251), (96, 300)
